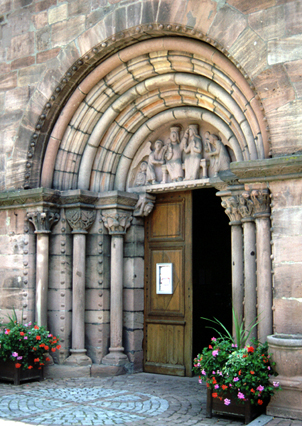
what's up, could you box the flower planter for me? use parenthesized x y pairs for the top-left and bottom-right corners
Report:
(0, 356), (44, 385)
(206, 389), (268, 425)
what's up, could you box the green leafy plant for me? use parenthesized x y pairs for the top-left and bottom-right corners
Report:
(0, 320), (60, 370)
(193, 312), (281, 407)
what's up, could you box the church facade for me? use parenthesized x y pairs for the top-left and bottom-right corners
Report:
(1, 0), (302, 419)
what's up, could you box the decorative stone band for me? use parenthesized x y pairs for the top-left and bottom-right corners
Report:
(101, 209), (132, 235)
(66, 208), (96, 233)
(27, 211), (60, 233)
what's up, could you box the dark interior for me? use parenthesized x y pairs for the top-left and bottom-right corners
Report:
(192, 188), (232, 358)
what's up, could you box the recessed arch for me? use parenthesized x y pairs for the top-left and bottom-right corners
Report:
(40, 36), (269, 192)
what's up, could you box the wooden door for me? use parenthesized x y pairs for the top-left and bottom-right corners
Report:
(144, 191), (192, 376)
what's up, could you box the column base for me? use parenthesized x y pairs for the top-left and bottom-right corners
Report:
(64, 349), (92, 366)
(267, 375), (302, 420)
(102, 348), (129, 367)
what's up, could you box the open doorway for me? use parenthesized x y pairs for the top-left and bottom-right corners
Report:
(192, 188), (232, 357)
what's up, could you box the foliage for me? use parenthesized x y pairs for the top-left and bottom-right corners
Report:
(0, 320), (60, 370)
(193, 336), (281, 406)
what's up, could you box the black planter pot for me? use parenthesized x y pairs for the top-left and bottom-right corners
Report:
(0, 356), (44, 385)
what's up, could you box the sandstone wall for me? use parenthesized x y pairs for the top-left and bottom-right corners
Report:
(0, 0), (302, 190)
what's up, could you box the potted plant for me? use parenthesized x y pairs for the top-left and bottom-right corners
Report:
(0, 312), (60, 385)
(193, 314), (281, 424)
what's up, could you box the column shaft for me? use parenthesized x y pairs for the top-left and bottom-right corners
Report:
(231, 224), (244, 333)
(72, 233), (86, 350)
(243, 220), (257, 341)
(256, 216), (273, 342)
(35, 233), (50, 327)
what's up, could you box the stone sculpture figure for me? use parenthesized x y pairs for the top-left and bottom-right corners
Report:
(183, 124), (203, 180)
(146, 140), (167, 185)
(134, 161), (148, 186)
(204, 131), (230, 176)
(164, 126), (184, 182)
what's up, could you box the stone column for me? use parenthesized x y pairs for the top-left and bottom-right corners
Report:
(101, 209), (132, 367)
(238, 192), (257, 342)
(27, 211), (60, 327)
(65, 208), (96, 366)
(251, 189), (273, 342)
(221, 196), (244, 335)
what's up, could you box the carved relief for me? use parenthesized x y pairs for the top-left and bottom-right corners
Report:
(221, 196), (242, 223)
(238, 192), (254, 219)
(101, 210), (132, 234)
(131, 123), (232, 188)
(250, 189), (270, 216)
(27, 211), (60, 233)
(134, 193), (156, 217)
(66, 208), (96, 232)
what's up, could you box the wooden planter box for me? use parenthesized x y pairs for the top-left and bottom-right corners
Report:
(206, 389), (268, 424)
(0, 357), (44, 385)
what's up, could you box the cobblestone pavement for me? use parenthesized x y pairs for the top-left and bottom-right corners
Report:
(0, 373), (300, 426)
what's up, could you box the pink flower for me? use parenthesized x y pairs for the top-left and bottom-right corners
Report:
(212, 371), (216, 375)
(212, 350), (219, 357)
(256, 385), (264, 392)
(24, 336), (28, 340)
(232, 343), (237, 348)
(238, 392), (245, 399)
(214, 384), (219, 389)
(224, 398), (231, 406)
(211, 337), (217, 342)
(233, 377), (239, 382)
(201, 369), (206, 376)
(273, 382), (280, 388)
(12, 352), (18, 357)
(17, 356), (23, 360)
(198, 378), (202, 384)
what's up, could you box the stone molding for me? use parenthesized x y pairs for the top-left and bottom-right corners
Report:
(27, 210), (60, 233)
(66, 208), (96, 233)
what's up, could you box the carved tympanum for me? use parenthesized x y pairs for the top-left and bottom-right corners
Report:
(66, 208), (96, 232)
(27, 211), (60, 233)
(101, 210), (132, 235)
(133, 124), (231, 187)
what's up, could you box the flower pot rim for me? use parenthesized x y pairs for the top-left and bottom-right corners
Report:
(267, 333), (302, 347)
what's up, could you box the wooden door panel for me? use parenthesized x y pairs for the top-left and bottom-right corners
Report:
(149, 248), (184, 314)
(144, 191), (192, 377)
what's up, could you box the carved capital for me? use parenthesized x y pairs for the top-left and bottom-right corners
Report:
(101, 209), (132, 235)
(134, 193), (156, 217)
(250, 189), (270, 217)
(238, 191), (254, 220)
(66, 208), (96, 233)
(27, 211), (60, 233)
(221, 196), (242, 224)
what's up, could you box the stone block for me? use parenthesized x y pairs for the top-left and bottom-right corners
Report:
(227, 0), (275, 14)
(52, 15), (85, 48)
(248, 5), (286, 41)
(272, 207), (302, 236)
(253, 63), (295, 113)
(49, 233), (72, 255)
(123, 257), (145, 289)
(36, 48), (61, 63)
(268, 34), (302, 66)
(0, 110), (23, 132)
(11, 56), (35, 70)
(48, 310), (72, 345)
(18, 64), (46, 86)
(86, 255), (106, 289)
(126, 350), (143, 373)
(48, 288), (72, 311)
(48, 254), (72, 289)
(156, 0), (186, 25)
(141, 1), (159, 24)
(0, 62), (10, 75)
(124, 311), (144, 330)
(34, 0), (56, 13)
(85, 310), (110, 324)
(0, 0), (11, 14)
(45, 364), (91, 379)
(37, 67), (61, 99)
(36, 26), (51, 52)
(0, 233), (27, 255)
(285, 1), (302, 37)
(68, 0), (90, 17)
(0, 72), (17, 91)
(31, 11), (48, 29)
(77, 22), (106, 55)
(123, 329), (143, 352)
(91, 364), (126, 376)
(48, 4), (67, 25)
(13, 0), (33, 9)
(7, 32), (35, 61)
(86, 288), (110, 310)
(274, 298), (302, 334)
(285, 59), (302, 98)
(0, 93), (4, 113)
(86, 323), (109, 363)
(209, 5), (247, 50)
(274, 264), (302, 299)
(124, 288), (144, 312)
(274, 236), (302, 263)
(184, 0), (217, 34)
(270, 179), (302, 209)
(229, 27), (267, 78)
(5, 86), (32, 111)
(126, 3), (141, 29)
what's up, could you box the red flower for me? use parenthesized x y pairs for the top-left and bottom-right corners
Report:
(38, 367), (41, 370)
(34, 325), (39, 330)
(44, 345), (49, 351)
(39, 343), (45, 348)
(212, 378), (217, 384)
(247, 346), (254, 353)
(56, 345), (61, 350)
(258, 399), (263, 405)
(32, 347), (37, 351)
(20, 332), (25, 336)
(250, 371), (255, 375)
(45, 357), (50, 362)
(51, 348), (56, 352)
(238, 370), (242, 375)
(242, 355), (247, 358)
(28, 365), (33, 369)
(250, 389), (255, 393)
(40, 363), (44, 366)
(212, 393), (218, 398)
(206, 383), (210, 388)
(34, 358), (40, 363)
(36, 336), (41, 341)
(209, 345), (213, 349)
(222, 385), (228, 390)
(15, 363), (22, 368)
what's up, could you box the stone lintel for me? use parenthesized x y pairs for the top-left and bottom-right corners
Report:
(97, 190), (138, 210)
(60, 189), (99, 207)
(0, 187), (60, 210)
(231, 155), (302, 182)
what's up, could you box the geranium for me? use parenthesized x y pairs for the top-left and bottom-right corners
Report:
(224, 398), (231, 405)
(0, 315), (60, 370)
